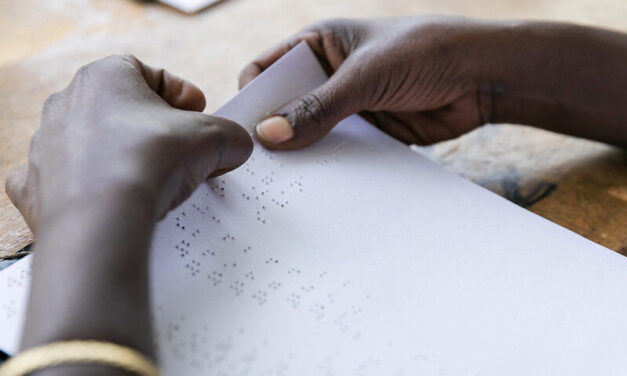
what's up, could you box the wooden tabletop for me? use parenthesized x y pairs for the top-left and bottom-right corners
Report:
(1, 0), (626, 258)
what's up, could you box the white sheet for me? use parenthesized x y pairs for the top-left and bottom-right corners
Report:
(2, 42), (627, 375)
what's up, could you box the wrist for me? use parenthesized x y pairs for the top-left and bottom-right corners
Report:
(469, 20), (627, 145)
(22, 203), (157, 358)
(22, 185), (157, 354)
(36, 185), (158, 259)
(454, 20), (540, 125)
(471, 20), (561, 125)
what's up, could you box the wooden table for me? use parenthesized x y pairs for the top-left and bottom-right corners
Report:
(1, 0), (626, 258)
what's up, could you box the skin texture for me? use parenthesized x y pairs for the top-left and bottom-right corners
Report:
(5, 55), (253, 375)
(4, 17), (627, 375)
(242, 17), (627, 150)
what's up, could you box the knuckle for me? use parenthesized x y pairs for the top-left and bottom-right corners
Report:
(5, 168), (26, 205)
(102, 53), (136, 67)
(41, 92), (69, 127)
(42, 92), (63, 109)
(317, 18), (347, 32)
(41, 92), (64, 118)
(312, 19), (344, 42)
(293, 93), (328, 127)
(112, 53), (141, 72)
(312, 18), (359, 54)
(5, 173), (18, 199)
(71, 61), (98, 87)
(117, 53), (139, 63)
(76, 54), (138, 79)
(29, 128), (41, 146)
(75, 62), (93, 77)
(27, 132), (42, 163)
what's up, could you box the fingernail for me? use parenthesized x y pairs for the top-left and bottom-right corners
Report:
(256, 116), (294, 144)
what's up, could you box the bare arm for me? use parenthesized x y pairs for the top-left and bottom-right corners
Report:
(239, 17), (627, 149)
(5, 55), (253, 375)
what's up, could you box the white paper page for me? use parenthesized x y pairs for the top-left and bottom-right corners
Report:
(158, 0), (221, 13)
(2, 42), (627, 375)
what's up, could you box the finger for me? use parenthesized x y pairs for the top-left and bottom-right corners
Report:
(238, 31), (322, 90)
(238, 39), (296, 89)
(254, 69), (360, 150)
(186, 113), (254, 178)
(129, 56), (207, 112)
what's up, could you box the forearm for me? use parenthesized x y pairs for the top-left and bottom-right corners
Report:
(475, 21), (627, 146)
(21, 188), (158, 375)
(2, 52), (251, 375)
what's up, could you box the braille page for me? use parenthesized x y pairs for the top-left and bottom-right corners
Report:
(2, 42), (627, 375)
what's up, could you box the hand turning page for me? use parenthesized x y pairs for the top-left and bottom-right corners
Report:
(2, 42), (627, 375)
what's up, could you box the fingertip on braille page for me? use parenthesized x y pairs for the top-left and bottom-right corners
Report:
(255, 116), (294, 144)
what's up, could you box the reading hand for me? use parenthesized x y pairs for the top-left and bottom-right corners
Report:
(5, 54), (253, 234)
(240, 17), (627, 149)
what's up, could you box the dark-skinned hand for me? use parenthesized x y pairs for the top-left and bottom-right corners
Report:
(240, 17), (492, 149)
(6, 54), (253, 234)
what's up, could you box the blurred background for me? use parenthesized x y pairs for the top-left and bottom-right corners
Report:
(1, 0), (626, 256)
(3, 0), (626, 113)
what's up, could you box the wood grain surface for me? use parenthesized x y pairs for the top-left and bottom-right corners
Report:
(1, 0), (626, 258)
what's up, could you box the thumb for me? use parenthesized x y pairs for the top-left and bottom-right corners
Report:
(254, 72), (359, 150)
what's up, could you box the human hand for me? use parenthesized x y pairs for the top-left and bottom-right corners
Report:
(6, 55), (253, 233)
(240, 16), (495, 149)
